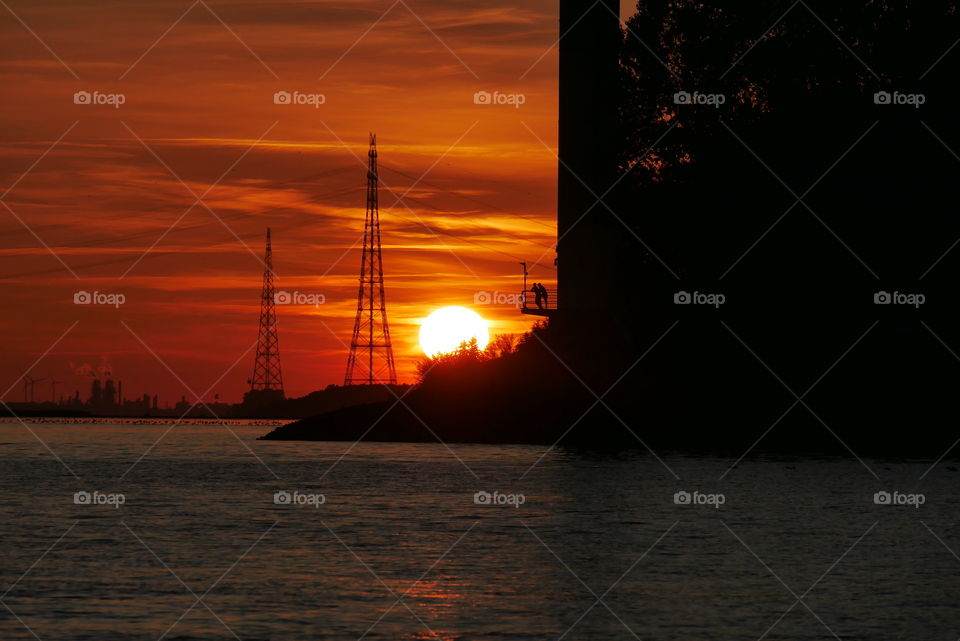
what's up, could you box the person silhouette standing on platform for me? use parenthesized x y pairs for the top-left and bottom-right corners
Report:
(533, 283), (543, 309)
(539, 283), (549, 308)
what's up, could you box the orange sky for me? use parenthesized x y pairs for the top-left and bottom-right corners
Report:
(0, 0), (634, 404)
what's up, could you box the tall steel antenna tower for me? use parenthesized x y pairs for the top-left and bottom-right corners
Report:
(344, 133), (397, 385)
(249, 228), (285, 396)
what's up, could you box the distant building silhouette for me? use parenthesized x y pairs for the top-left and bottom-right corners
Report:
(103, 379), (116, 406)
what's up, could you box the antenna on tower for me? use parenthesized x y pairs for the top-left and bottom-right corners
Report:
(248, 228), (285, 398)
(344, 133), (397, 386)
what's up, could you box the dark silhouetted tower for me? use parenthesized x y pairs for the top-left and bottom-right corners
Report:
(344, 134), (397, 385)
(557, 0), (621, 316)
(249, 228), (285, 396)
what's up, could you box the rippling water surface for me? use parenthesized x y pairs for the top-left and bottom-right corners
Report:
(0, 420), (957, 640)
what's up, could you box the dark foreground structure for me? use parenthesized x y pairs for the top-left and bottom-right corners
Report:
(266, 0), (960, 458)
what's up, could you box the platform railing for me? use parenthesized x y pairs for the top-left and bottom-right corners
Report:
(521, 287), (558, 313)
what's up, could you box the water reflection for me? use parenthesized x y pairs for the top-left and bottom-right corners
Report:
(0, 423), (957, 639)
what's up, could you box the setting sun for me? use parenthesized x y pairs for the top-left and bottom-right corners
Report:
(419, 307), (490, 357)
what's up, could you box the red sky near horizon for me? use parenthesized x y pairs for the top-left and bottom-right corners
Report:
(0, 0), (635, 405)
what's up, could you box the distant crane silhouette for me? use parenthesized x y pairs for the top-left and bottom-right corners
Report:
(49, 376), (63, 404)
(344, 133), (397, 385)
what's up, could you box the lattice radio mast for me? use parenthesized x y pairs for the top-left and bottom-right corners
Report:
(249, 228), (285, 395)
(344, 134), (397, 385)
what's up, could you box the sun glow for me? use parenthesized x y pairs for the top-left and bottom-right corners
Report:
(419, 306), (490, 357)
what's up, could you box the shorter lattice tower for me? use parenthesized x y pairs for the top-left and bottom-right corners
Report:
(249, 228), (285, 396)
(344, 133), (398, 385)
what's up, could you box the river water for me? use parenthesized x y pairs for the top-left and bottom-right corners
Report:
(0, 420), (956, 640)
